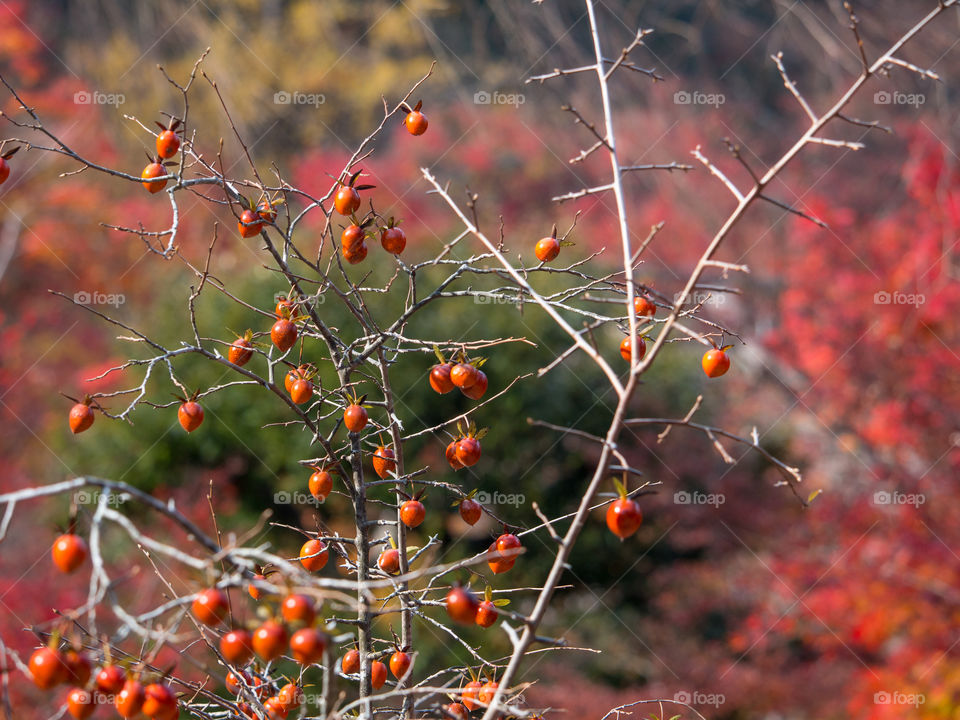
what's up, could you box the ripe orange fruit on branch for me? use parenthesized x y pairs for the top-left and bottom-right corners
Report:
(290, 378), (314, 405)
(455, 437), (481, 467)
(478, 680), (499, 706)
(96, 665), (125, 694)
(619, 336), (645, 363)
(281, 594), (316, 625)
(284, 367), (302, 394)
(0, 146), (19, 185)
(299, 538), (329, 572)
(371, 660), (387, 689)
(535, 236), (560, 263)
(334, 185), (361, 216)
(380, 225), (406, 255)
(461, 680), (483, 711)
(263, 696), (289, 719)
(400, 499), (425, 528)
(341, 221), (370, 264)
(343, 403), (368, 433)
(447, 703), (469, 718)
(378, 547), (400, 574)
(52, 533), (88, 573)
(430, 363), (454, 394)
(154, 118), (181, 159)
(258, 199), (281, 225)
(178, 400), (204, 432)
(450, 363), (478, 389)
(476, 600), (497, 628)
(142, 683), (178, 720)
(496, 532), (521, 557)
(341, 223), (365, 251)
(248, 572), (266, 600)
(634, 295), (656, 317)
(290, 627), (327, 665)
(115, 678), (146, 719)
(702, 346), (731, 378)
(62, 650), (91, 686)
(68, 401), (95, 434)
(156, 130), (180, 159)
(277, 683), (303, 712)
(141, 159), (168, 193)
(271, 318), (298, 352)
(459, 497), (482, 525)
(238, 208), (263, 238)
(275, 298), (300, 319)
(446, 441), (464, 470)
(192, 587), (229, 626)
(461, 370), (488, 400)
(404, 100), (428, 136)
(221, 629), (254, 666)
(342, 241), (368, 264)
(309, 467), (333, 502)
(372, 445), (396, 479)
(487, 542), (515, 575)
(445, 586), (479, 624)
(390, 650), (411, 679)
(29, 647), (66, 689)
(606, 479), (642, 539)
(66, 688), (96, 720)
(341, 649), (360, 675)
(378, 214), (406, 254)
(253, 620), (288, 662)
(228, 332), (255, 367)
(225, 670), (249, 695)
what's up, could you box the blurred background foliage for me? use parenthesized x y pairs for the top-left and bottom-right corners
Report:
(1, 1), (959, 718)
